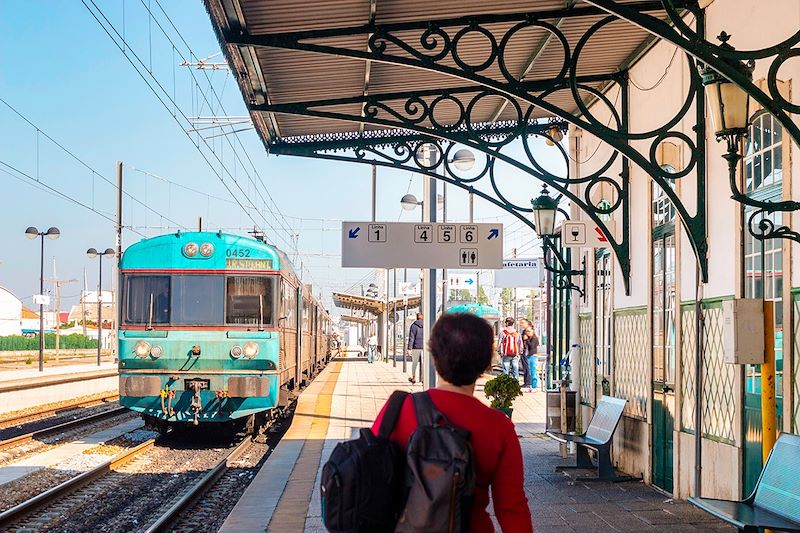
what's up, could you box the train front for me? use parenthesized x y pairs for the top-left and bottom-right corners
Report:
(117, 231), (281, 427)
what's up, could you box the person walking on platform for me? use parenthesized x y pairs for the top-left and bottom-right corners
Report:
(367, 333), (377, 363)
(522, 326), (540, 393)
(498, 317), (523, 379)
(407, 312), (424, 384)
(518, 319), (531, 389)
(372, 313), (534, 532)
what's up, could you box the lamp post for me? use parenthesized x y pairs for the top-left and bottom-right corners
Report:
(25, 226), (60, 372)
(87, 247), (115, 366)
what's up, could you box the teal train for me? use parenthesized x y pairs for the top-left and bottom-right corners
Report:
(117, 231), (332, 432)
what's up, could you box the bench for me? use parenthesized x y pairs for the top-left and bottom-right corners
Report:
(689, 432), (800, 532)
(546, 395), (628, 481)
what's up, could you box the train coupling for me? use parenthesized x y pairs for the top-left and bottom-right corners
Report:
(187, 380), (205, 425)
(159, 387), (176, 417)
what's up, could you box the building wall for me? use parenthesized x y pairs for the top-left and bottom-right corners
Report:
(570, 0), (800, 499)
(0, 287), (22, 336)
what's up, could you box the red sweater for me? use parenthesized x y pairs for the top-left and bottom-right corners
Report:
(372, 389), (534, 533)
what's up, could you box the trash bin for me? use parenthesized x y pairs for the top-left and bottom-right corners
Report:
(545, 389), (576, 433)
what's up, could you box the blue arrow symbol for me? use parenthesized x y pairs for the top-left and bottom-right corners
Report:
(488, 228), (499, 240)
(348, 227), (361, 239)
(464, 278), (474, 285)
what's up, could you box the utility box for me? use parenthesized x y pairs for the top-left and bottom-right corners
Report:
(722, 299), (764, 364)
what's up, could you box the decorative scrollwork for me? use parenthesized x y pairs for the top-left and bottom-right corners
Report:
(747, 209), (800, 244)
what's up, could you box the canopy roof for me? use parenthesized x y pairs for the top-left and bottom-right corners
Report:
(332, 291), (421, 314)
(206, 0), (672, 145)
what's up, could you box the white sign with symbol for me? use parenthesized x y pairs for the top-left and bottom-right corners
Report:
(561, 220), (615, 248)
(32, 294), (50, 306)
(494, 258), (544, 288)
(398, 282), (420, 296)
(342, 222), (503, 268)
(447, 274), (477, 290)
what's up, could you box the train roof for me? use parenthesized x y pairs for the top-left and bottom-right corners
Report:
(446, 303), (502, 320)
(120, 231), (285, 272)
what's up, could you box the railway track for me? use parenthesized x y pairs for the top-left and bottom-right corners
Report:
(0, 405), (128, 453)
(0, 437), (157, 529)
(0, 394), (120, 429)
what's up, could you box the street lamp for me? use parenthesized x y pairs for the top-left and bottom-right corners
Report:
(544, 125), (565, 147)
(25, 226), (60, 372)
(87, 247), (115, 366)
(700, 32), (800, 244)
(529, 187), (585, 296)
(450, 149), (476, 172)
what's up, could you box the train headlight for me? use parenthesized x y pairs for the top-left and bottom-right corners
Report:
(230, 345), (243, 359)
(199, 242), (214, 257)
(183, 242), (199, 257)
(134, 341), (151, 358)
(243, 342), (259, 359)
(150, 345), (163, 358)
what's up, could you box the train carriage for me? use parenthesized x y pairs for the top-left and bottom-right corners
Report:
(117, 231), (330, 430)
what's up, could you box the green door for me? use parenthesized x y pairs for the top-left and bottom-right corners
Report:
(652, 232), (675, 493)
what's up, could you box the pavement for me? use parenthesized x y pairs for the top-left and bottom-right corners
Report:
(220, 355), (733, 532)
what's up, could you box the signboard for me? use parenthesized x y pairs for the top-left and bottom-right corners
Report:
(494, 258), (543, 288)
(561, 220), (616, 248)
(342, 222), (503, 268)
(446, 274), (477, 290)
(33, 294), (50, 306)
(398, 282), (420, 296)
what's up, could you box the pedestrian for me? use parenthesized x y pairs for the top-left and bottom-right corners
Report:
(497, 317), (522, 379)
(407, 312), (424, 384)
(372, 313), (534, 532)
(367, 333), (378, 363)
(523, 326), (540, 392)
(518, 319), (531, 389)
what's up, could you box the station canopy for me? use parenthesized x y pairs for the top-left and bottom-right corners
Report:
(206, 0), (672, 145)
(333, 292), (421, 315)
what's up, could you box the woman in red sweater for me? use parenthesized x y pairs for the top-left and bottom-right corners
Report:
(372, 313), (534, 532)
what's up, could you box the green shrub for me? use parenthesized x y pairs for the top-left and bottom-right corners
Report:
(484, 373), (523, 410)
(0, 334), (99, 351)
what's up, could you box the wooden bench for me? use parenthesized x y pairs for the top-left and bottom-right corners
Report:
(689, 432), (800, 532)
(546, 395), (628, 481)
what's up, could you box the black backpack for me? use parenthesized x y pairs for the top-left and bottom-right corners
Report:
(320, 390), (408, 533)
(395, 392), (476, 533)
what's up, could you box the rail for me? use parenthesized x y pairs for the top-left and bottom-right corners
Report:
(0, 394), (120, 428)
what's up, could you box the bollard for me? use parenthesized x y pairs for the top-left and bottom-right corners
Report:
(560, 379), (568, 458)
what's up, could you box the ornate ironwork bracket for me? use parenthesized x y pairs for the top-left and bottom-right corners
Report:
(225, 6), (708, 286)
(543, 236), (587, 297)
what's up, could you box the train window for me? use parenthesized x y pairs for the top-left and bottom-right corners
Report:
(281, 281), (297, 328)
(124, 275), (170, 325)
(171, 276), (224, 325)
(302, 299), (310, 332)
(226, 276), (274, 325)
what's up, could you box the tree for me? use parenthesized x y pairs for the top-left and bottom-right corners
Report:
(477, 285), (489, 305)
(500, 288), (513, 317)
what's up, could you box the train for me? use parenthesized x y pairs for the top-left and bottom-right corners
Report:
(117, 231), (333, 432)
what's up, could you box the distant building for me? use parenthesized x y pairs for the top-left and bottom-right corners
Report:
(20, 306), (40, 334)
(0, 286), (22, 336)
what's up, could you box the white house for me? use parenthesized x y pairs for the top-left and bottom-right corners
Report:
(0, 286), (22, 336)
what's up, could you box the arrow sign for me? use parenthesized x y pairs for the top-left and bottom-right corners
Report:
(464, 278), (474, 285)
(487, 228), (499, 240)
(348, 227), (361, 239)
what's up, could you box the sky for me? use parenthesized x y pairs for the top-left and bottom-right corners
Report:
(0, 1), (560, 315)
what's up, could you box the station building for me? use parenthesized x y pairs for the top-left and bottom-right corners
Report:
(565, 0), (800, 501)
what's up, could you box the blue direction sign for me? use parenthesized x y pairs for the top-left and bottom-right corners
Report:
(348, 227), (361, 239)
(488, 228), (499, 240)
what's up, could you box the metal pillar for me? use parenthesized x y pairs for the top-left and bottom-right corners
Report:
(402, 268), (408, 373)
(422, 145), (438, 389)
(114, 161), (123, 360)
(97, 257), (103, 366)
(38, 235), (44, 372)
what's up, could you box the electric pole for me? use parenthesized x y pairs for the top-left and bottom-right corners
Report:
(48, 258), (77, 360)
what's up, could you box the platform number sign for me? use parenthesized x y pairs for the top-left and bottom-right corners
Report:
(438, 224), (455, 243)
(414, 224), (434, 243)
(368, 224), (387, 242)
(460, 225), (477, 243)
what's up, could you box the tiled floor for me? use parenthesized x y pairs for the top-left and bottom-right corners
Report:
(220, 356), (733, 532)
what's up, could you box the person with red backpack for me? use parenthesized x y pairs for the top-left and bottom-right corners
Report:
(498, 317), (523, 380)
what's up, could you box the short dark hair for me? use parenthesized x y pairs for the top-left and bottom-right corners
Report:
(429, 313), (493, 386)
(504, 317), (514, 326)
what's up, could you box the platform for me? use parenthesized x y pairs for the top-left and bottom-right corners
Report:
(0, 362), (118, 415)
(220, 357), (731, 532)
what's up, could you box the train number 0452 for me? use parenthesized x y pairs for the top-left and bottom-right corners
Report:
(226, 248), (251, 258)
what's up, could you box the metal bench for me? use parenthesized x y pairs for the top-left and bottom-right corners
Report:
(546, 395), (628, 481)
(689, 432), (800, 533)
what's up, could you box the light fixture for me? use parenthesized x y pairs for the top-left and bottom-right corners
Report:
(183, 242), (199, 257)
(400, 194), (420, 211)
(530, 186), (559, 236)
(450, 149), (475, 171)
(243, 341), (259, 359)
(45, 227), (60, 240)
(230, 345), (243, 359)
(134, 340), (151, 358)
(25, 227), (39, 240)
(150, 345), (163, 358)
(544, 125), (564, 146)
(699, 35), (753, 141)
(199, 242), (215, 257)
(86, 248), (98, 259)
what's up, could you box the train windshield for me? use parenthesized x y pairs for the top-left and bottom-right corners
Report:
(123, 274), (275, 326)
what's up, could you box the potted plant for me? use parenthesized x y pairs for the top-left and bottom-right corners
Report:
(484, 374), (522, 418)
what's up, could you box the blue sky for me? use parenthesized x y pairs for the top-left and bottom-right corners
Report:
(0, 1), (555, 312)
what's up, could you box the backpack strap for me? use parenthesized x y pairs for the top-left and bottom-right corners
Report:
(411, 391), (446, 427)
(377, 390), (409, 439)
